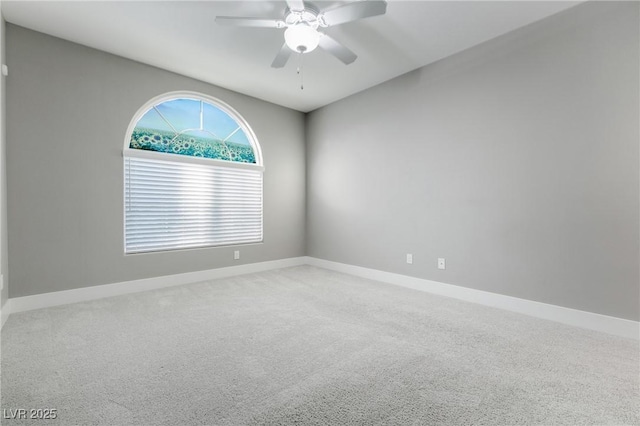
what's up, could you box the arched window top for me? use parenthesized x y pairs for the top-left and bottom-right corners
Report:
(126, 92), (262, 166)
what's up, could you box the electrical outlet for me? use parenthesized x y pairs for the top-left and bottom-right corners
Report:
(438, 258), (446, 270)
(234, 250), (240, 260)
(0, 274), (3, 291)
(406, 254), (413, 264)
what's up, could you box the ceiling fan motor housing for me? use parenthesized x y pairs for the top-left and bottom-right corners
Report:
(284, 4), (322, 53)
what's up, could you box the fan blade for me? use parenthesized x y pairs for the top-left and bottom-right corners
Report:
(318, 35), (357, 65)
(215, 16), (283, 28)
(271, 43), (293, 68)
(286, 0), (305, 12)
(320, 1), (387, 27)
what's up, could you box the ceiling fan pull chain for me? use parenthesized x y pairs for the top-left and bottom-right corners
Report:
(297, 51), (304, 90)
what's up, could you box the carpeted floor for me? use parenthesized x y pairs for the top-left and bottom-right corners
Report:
(1, 265), (638, 425)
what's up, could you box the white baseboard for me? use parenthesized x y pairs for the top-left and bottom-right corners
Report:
(1, 300), (9, 328)
(6, 257), (307, 316)
(3, 255), (638, 341)
(305, 257), (640, 341)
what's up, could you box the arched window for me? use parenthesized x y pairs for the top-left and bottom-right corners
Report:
(123, 92), (263, 254)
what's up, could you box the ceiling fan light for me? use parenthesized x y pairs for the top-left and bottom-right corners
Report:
(285, 24), (321, 53)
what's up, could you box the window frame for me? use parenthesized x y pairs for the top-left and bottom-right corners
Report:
(123, 91), (264, 255)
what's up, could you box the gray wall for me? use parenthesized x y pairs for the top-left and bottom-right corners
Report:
(6, 25), (306, 298)
(0, 13), (7, 310)
(306, 1), (639, 321)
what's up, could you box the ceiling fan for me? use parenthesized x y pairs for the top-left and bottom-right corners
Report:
(216, 0), (387, 68)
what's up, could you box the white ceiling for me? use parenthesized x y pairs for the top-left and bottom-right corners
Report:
(2, 1), (580, 112)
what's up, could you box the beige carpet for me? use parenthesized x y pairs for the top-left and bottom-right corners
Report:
(1, 266), (638, 425)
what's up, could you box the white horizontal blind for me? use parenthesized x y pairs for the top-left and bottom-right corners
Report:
(124, 156), (263, 254)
